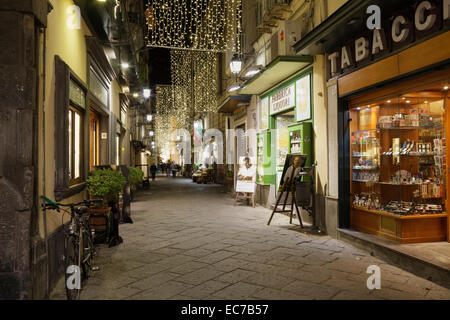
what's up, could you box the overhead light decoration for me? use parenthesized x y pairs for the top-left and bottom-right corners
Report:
(171, 49), (218, 116)
(145, 0), (242, 52)
(230, 53), (242, 75)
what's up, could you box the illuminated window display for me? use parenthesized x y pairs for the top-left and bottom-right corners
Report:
(349, 85), (448, 243)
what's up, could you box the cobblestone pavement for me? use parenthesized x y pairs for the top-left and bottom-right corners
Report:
(50, 177), (450, 300)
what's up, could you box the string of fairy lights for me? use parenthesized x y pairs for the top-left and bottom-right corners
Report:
(145, 0), (242, 52)
(171, 49), (218, 114)
(146, 0), (242, 152)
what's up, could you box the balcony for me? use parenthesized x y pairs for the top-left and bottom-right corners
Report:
(256, 0), (292, 34)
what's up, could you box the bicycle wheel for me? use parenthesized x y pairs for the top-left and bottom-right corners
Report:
(81, 228), (94, 280)
(64, 235), (81, 300)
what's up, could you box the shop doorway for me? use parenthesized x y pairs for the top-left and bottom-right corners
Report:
(89, 110), (100, 171)
(274, 109), (296, 191)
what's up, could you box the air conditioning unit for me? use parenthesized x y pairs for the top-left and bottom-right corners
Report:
(279, 19), (302, 56)
(269, 19), (302, 61)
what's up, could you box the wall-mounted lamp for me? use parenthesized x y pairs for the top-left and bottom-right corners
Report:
(230, 53), (242, 75)
(228, 82), (242, 93)
(244, 65), (264, 78)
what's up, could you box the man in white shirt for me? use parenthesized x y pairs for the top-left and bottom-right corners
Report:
(237, 157), (256, 184)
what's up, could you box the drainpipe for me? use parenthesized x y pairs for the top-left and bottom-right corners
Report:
(321, 0), (328, 23)
(40, 26), (50, 299)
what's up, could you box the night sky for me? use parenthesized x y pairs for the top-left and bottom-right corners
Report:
(148, 47), (171, 86)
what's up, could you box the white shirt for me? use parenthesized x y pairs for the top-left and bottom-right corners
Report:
(238, 165), (256, 184)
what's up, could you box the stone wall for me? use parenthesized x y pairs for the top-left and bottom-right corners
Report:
(0, 0), (48, 299)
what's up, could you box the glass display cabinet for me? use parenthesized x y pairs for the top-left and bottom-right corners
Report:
(349, 88), (448, 243)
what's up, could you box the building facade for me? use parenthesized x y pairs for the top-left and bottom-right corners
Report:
(0, 0), (150, 299)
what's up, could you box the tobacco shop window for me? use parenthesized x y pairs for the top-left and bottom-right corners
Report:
(349, 84), (448, 243)
(68, 106), (84, 185)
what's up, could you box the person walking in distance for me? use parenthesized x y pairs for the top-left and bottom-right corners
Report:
(166, 160), (171, 178)
(150, 164), (157, 181)
(171, 162), (177, 178)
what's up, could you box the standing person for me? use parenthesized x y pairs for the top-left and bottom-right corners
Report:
(166, 160), (171, 178)
(150, 164), (157, 181)
(171, 162), (177, 178)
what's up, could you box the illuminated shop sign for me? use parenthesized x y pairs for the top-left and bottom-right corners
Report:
(270, 84), (295, 115)
(326, 0), (450, 80)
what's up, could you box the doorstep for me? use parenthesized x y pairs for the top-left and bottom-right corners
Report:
(338, 228), (450, 289)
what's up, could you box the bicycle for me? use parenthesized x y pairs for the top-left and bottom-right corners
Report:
(41, 196), (102, 300)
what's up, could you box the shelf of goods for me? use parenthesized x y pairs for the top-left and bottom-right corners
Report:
(350, 122), (447, 243)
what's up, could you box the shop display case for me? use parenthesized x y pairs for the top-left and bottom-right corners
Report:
(288, 122), (313, 168)
(349, 95), (447, 243)
(256, 131), (274, 185)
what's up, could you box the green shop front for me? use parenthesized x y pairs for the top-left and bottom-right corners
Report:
(254, 69), (314, 208)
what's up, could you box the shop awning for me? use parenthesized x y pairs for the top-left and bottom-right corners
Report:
(293, 0), (406, 56)
(217, 94), (251, 114)
(239, 56), (313, 95)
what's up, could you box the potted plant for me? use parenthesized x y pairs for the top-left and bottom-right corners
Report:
(224, 170), (234, 193)
(86, 169), (126, 206)
(86, 169), (126, 244)
(225, 170), (233, 183)
(128, 166), (144, 201)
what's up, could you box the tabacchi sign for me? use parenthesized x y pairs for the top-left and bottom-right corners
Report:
(326, 0), (450, 80)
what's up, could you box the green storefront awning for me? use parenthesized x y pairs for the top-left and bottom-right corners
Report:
(239, 56), (313, 95)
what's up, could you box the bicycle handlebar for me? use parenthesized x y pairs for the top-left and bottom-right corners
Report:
(41, 196), (103, 211)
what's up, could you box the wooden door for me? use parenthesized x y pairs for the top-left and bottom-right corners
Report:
(89, 111), (100, 171)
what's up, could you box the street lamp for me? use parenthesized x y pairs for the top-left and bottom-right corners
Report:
(146, 114), (153, 122)
(244, 65), (264, 78)
(230, 53), (242, 75)
(143, 88), (151, 98)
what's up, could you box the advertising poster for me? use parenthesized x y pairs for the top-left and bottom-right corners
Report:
(296, 74), (311, 122)
(260, 97), (269, 130)
(236, 156), (256, 193)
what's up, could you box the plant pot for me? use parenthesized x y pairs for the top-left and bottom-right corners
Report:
(88, 207), (112, 244)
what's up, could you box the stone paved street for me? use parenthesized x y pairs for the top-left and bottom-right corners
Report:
(50, 177), (450, 300)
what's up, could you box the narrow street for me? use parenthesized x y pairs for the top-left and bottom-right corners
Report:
(50, 177), (450, 300)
